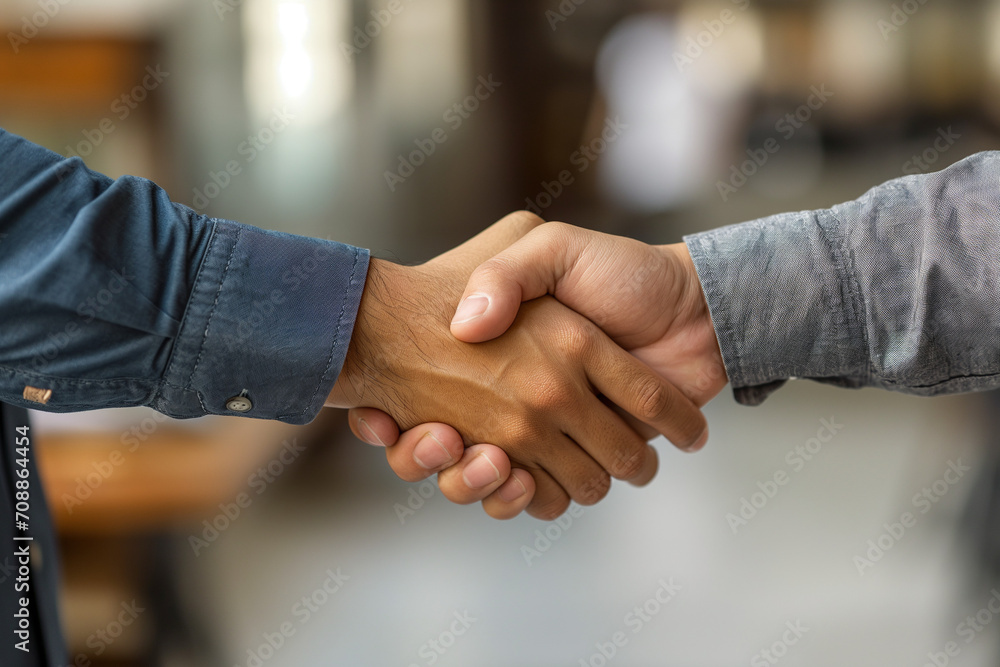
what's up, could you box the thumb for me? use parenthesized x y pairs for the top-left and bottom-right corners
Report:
(450, 222), (584, 343)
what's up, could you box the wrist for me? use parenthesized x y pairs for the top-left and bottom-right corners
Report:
(327, 258), (410, 410)
(661, 242), (729, 401)
(666, 243), (714, 335)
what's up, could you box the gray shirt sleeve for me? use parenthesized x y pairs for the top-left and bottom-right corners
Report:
(684, 151), (1000, 406)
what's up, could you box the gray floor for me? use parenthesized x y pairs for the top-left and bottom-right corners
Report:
(178, 381), (1000, 666)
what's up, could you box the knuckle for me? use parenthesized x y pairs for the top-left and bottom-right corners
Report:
(534, 221), (573, 251)
(575, 473), (611, 506)
(554, 322), (595, 359)
(477, 254), (521, 284)
(508, 210), (546, 234)
(527, 375), (575, 413)
(635, 377), (673, 423)
(505, 418), (544, 451)
(474, 257), (502, 276)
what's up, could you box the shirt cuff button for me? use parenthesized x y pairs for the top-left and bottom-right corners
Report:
(226, 396), (253, 412)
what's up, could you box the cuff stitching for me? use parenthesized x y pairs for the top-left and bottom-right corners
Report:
(152, 220), (219, 411)
(298, 247), (362, 419)
(686, 234), (745, 386)
(820, 208), (872, 382)
(188, 226), (242, 389)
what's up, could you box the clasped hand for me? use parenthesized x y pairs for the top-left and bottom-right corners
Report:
(326, 212), (728, 520)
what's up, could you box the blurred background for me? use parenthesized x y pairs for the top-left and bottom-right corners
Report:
(2, 0), (1000, 664)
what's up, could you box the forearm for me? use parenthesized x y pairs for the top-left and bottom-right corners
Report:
(685, 151), (1000, 405)
(0, 129), (368, 423)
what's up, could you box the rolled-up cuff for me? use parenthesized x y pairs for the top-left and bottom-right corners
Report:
(156, 218), (369, 424)
(684, 208), (868, 406)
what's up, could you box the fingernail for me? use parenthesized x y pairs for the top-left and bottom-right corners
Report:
(413, 432), (453, 470)
(497, 475), (528, 502)
(358, 419), (385, 447)
(685, 429), (709, 453)
(462, 452), (501, 489)
(451, 294), (490, 325)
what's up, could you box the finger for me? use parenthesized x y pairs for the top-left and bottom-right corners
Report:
(384, 423), (466, 483)
(437, 444), (511, 505)
(525, 468), (572, 521)
(606, 399), (661, 441)
(532, 433), (614, 508)
(429, 210), (548, 275)
(482, 469), (535, 520)
(566, 394), (658, 486)
(586, 338), (709, 452)
(563, 394), (650, 483)
(348, 407), (401, 447)
(630, 444), (659, 487)
(451, 222), (586, 343)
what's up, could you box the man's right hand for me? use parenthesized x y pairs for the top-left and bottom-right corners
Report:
(450, 222), (729, 412)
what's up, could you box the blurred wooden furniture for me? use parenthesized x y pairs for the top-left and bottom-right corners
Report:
(36, 419), (303, 536)
(34, 417), (306, 666)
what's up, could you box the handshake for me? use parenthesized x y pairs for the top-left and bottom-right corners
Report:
(325, 212), (729, 520)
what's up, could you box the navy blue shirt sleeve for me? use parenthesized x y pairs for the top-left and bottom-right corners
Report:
(0, 128), (369, 424)
(685, 151), (1000, 406)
